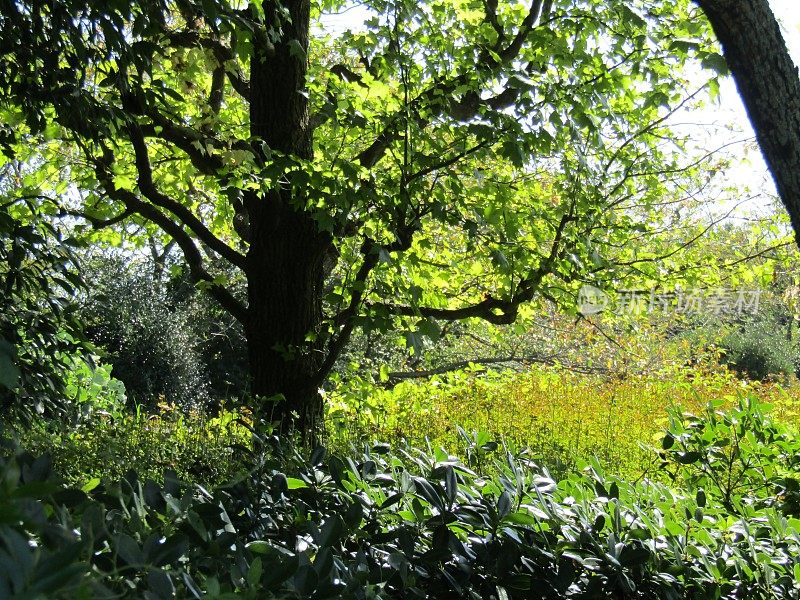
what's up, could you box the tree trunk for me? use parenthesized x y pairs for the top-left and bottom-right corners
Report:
(696, 0), (800, 247)
(244, 0), (329, 434)
(244, 205), (327, 433)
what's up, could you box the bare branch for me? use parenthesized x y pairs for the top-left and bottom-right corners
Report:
(386, 353), (606, 383)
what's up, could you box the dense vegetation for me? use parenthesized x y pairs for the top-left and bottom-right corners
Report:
(6, 398), (800, 598)
(3, 0), (800, 597)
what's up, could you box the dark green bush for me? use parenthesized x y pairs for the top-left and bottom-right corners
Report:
(4, 398), (800, 598)
(719, 320), (798, 381)
(79, 253), (249, 408)
(80, 255), (211, 408)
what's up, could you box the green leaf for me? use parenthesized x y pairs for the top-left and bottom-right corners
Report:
(80, 478), (101, 493)
(286, 477), (308, 490)
(701, 52), (729, 76)
(696, 489), (706, 508)
(247, 557), (263, 586)
(288, 39), (307, 61)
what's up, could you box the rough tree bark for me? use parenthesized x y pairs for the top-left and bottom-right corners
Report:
(245, 0), (330, 433)
(695, 0), (800, 247)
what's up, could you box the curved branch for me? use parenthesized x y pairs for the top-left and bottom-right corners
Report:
(94, 157), (248, 324)
(138, 118), (223, 174)
(127, 122), (247, 270)
(368, 204), (575, 326)
(60, 207), (134, 229)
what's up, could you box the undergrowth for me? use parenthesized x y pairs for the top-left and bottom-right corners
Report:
(325, 365), (800, 479)
(4, 398), (800, 598)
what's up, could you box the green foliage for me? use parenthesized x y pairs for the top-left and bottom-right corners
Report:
(63, 358), (128, 422)
(719, 320), (798, 382)
(325, 366), (798, 479)
(662, 397), (800, 517)
(0, 0), (733, 419)
(16, 401), (251, 488)
(5, 402), (800, 598)
(0, 202), (85, 419)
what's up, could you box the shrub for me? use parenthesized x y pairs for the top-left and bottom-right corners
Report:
(324, 366), (798, 479)
(15, 401), (252, 488)
(79, 254), (211, 409)
(5, 401), (800, 598)
(661, 396), (800, 516)
(78, 253), (250, 408)
(719, 320), (798, 382)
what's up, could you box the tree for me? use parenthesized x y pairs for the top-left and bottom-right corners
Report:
(0, 0), (724, 432)
(695, 0), (800, 248)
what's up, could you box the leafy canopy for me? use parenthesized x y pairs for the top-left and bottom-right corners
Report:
(0, 0), (729, 363)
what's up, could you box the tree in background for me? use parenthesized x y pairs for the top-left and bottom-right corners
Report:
(0, 0), (728, 432)
(78, 250), (249, 408)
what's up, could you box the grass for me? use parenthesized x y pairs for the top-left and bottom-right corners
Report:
(324, 365), (800, 479)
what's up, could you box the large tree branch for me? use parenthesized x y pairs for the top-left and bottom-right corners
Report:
(126, 122), (247, 270)
(208, 65), (226, 115)
(368, 296), (520, 325)
(138, 120), (224, 175)
(93, 155), (248, 324)
(367, 202), (575, 326)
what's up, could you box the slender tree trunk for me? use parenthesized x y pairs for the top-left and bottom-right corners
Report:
(696, 0), (800, 247)
(244, 0), (330, 434)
